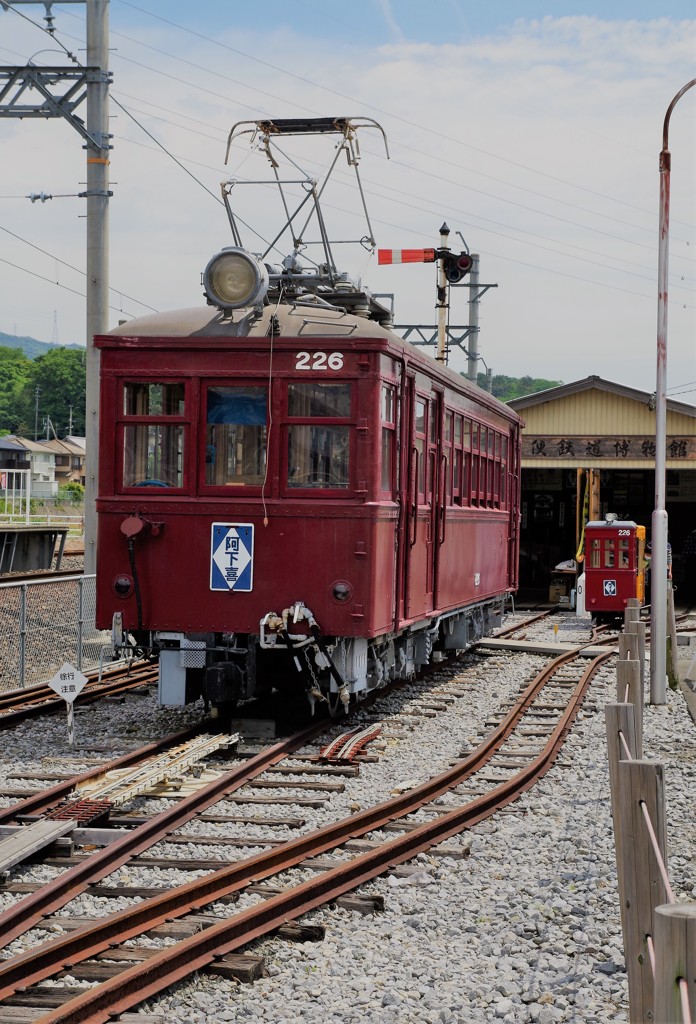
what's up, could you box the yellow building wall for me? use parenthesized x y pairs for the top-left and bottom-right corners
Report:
(519, 390), (696, 469)
(520, 391), (696, 436)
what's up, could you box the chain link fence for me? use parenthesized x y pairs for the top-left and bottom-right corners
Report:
(0, 575), (112, 692)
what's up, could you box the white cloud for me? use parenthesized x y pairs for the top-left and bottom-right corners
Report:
(0, 10), (694, 394)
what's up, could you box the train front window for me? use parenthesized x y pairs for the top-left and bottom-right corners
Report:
(286, 382), (352, 490)
(120, 380), (187, 490)
(205, 386), (267, 487)
(288, 426), (349, 488)
(288, 382), (351, 418)
(124, 382), (185, 416)
(123, 424), (184, 487)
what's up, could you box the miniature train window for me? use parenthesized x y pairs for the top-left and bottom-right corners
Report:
(205, 386), (267, 487)
(604, 539), (616, 568)
(619, 537), (630, 568)
(590, 538), (602, 568)
(287, 382), (351, 489)
(123, 424), (184, 488)
(380, 384), (396, 494)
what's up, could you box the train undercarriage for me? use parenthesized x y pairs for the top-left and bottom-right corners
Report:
(115, 596), (506, 717)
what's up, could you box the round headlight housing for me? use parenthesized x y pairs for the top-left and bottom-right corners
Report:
(203, 247), (269, 310)
(331, 581), (353, 603)
(113, 574), (134, 598)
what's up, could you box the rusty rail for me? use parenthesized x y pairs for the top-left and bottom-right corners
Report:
(0, 648), (611, 1021)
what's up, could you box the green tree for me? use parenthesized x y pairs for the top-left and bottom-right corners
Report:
(0, 346), (32, 433)
(13, 347), (86, 438)
(473, 373), (563, 402)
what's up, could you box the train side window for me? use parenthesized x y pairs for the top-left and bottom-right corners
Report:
(470, 422), (480, 506)
(286, 382), (352, 490)
(205, 386), (267, 487)
(452, 415), (462, 505)
(381, 384), (396, 495)
(414, 398), (427, 501)
(444, 411), (453, 503)
(121, 381), (186, 490)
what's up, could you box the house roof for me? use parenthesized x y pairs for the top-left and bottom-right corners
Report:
(508, 375), (696, 419)
(39, 438), (85, 456)
(0, 435), (28, 452)
(10, 435), (58, 454)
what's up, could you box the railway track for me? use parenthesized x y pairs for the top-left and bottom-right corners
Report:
(0, 643), (611, 1023)
(0, 662), (158, 728)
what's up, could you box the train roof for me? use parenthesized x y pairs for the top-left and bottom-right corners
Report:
(106, 300), (393, 341)
(103, 304), (521, 425)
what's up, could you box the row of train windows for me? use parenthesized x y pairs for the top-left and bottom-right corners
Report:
(122, 382), (350, 490)
(381, 388), (509, 508)
(589, 537), (632, 569)
(120, 381), (509, 506)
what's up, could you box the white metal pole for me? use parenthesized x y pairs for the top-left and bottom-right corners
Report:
(650, 79), (696, 704)
(84, 0), (110, 575)
(436, 222), (450, 363)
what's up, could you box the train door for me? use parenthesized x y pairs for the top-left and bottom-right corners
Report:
(430, 391), (445, 608)
(507, 423), (520, 590)
(404, 389), (440, 619)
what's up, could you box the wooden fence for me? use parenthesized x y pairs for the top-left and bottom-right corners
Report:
(605, 600), (695, 1023)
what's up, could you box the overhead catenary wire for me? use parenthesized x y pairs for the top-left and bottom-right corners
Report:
(48, 4), (696, 250)
(9, 6), (695, 287)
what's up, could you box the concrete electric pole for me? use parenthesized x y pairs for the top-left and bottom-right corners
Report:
(0, 0), (111, 573)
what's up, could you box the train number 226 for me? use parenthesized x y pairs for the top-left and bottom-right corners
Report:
(295, 351), (344, 370)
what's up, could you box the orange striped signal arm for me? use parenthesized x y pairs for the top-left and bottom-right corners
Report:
(377, 248), (436, 265)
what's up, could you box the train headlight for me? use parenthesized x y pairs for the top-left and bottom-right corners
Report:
(113, 575), (134, 598)
(203, 247), (269, 310)
(332, 581), (353, 603)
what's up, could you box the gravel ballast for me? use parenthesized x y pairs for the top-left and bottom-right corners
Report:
(1, 613), (694, 1023)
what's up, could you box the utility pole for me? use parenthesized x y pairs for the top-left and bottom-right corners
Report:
(0, 1), (111, 573)
(84, 0), (110, 573)
(33, 385), (40, 441)
(466, 254), (480, 383)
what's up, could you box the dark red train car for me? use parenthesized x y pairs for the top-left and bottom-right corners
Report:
(94, 115), (522, 714)
(583, 517), (646, 618)
(95, 294), (520, 712)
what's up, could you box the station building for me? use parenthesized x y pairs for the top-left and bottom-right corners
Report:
(507, 376), (696, 599)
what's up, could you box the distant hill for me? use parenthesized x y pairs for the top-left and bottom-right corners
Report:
(0, 332), (85, 359)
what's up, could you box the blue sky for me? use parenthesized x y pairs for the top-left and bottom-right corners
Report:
(116, 1), (696, 44)
(0, 1), (694, 393)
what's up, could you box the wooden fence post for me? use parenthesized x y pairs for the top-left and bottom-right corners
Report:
(605, 703), (639, 919)
(615, 661), (643, 756)
(619, 632), (640, 665)
(616, 760), (669, 1022)
(625, 601), (641, 627)
(626, 618), (647, 693)
(653, 903), (696, 1023)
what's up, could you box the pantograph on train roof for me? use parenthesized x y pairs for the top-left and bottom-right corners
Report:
(201, 115), (390, 316)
